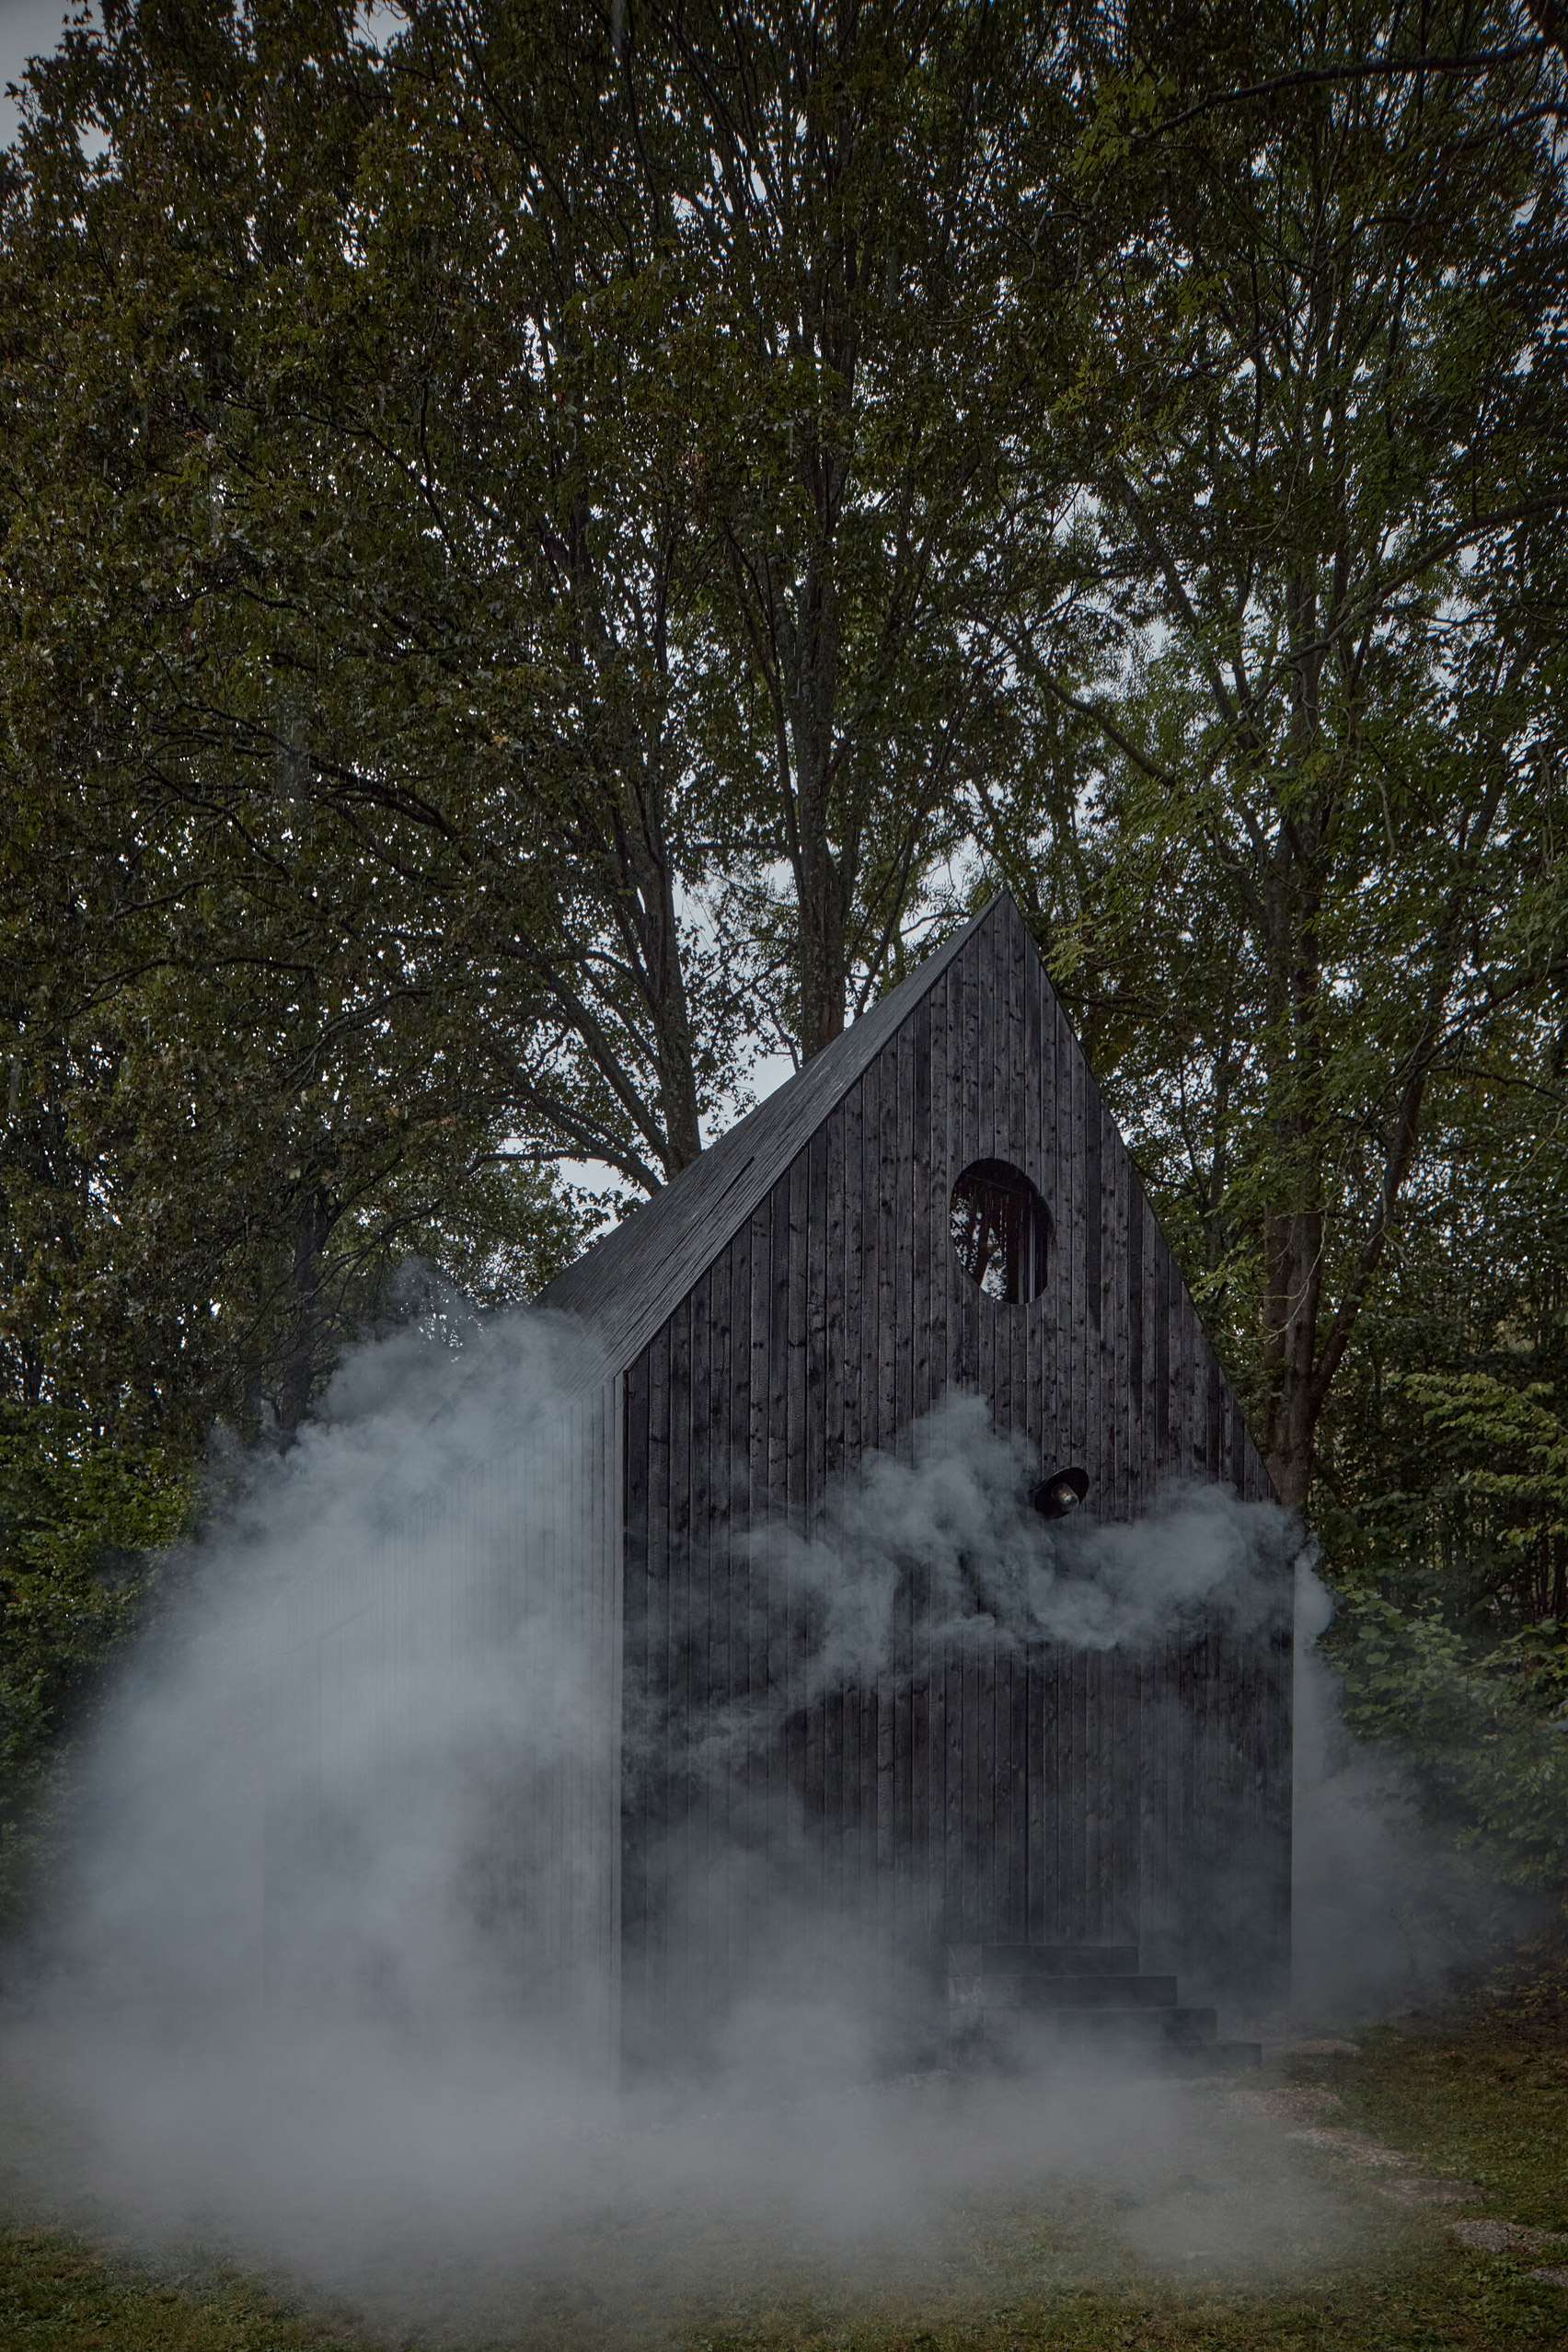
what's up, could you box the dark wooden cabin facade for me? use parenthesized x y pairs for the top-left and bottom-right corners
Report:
(535, 893), (1292, 2078)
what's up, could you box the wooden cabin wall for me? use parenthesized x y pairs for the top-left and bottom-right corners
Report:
(618, 900), (1290, 2075)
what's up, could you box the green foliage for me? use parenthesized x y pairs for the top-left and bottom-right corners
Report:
(1308, 1085), (1568, 1899)
(0, 1409), (194, 1923)
(1318, 1086), (1568, 1620)
(1385, 1375), (1568, 1558)
(1328, 1585), (1568, 1892)
(987, 0), (1568, 1510)
(972, 0), (1568, 1887)
(1336, 1367), (1568, 1624)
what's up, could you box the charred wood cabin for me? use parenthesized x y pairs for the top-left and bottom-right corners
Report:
(276, 891), (1291, 2082)
(526, 892), (1290, 2079)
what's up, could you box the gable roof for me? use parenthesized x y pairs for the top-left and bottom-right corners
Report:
(535, 898), (997, 1381)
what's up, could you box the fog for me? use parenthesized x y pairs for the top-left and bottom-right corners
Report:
(0, 1308), (1510, 2340)
(1290, 1566), (1524, 2020)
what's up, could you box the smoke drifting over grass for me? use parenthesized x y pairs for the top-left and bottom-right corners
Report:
(0, 1310), (1505, 2333)
(1290, 1565), (1534, 2022)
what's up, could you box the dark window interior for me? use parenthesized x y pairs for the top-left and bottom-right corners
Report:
(950, 1159), (1050, 1303)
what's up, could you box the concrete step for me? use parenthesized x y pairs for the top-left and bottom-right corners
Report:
(947, 1943), (1141, 1976)
(1077, 2004), (1217, 2048)
(962, 1973), (1179, 2011)
(953, 2003), (1218, 2048)
(951, 2003), (1225, 2069)
(943, 1943), (1254, 2074)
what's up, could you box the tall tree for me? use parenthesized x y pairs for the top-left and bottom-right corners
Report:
(988, 0), (1568, 1508)
(1, 0), (733, 1200)
(0, 4), (599, 1435)
(655, 0), (1090, 1056)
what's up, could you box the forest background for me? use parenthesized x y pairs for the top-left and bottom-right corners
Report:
(3, 0), (1568, 1931)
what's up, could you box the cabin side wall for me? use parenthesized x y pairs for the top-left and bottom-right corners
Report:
(619, 904), (1290, 2072)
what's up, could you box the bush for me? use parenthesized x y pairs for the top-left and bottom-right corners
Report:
(0, 1409), (194, 1927)
(1326, 1581), (1568, 1899)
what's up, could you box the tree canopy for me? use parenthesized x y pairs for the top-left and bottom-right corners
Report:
(3, 0), (1568, 1915)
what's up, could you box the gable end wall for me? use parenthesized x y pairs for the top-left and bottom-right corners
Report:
(618, 900), (1290, 2068)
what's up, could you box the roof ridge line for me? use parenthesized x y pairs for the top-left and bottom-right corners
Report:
(536, 894), (1016, 1378)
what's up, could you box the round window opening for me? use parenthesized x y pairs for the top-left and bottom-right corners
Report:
(950, 1159), (1050, 1303)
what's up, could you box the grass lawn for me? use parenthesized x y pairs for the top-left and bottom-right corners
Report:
(3, 1963), (1567, 2351)
(0, 2231), (371, 2350)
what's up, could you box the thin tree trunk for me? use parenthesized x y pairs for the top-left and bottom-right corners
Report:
(1262, 1205), (1324, 1512)
(1259, 777), (1328, 1512)
(784, 548), (848, 1061)
(626, 828), (703, 1173)
(275, 1183), (335, 1439)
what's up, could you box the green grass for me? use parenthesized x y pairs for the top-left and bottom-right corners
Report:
(1325, 1968), (1568, 2233)
(0, 2228), (371, 2350)
(5, 1966), (1568, 2350)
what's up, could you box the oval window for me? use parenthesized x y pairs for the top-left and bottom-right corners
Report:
(950, 1159), (1050, 1303)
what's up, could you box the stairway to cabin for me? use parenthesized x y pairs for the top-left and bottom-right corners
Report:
(947, 1944), (1261, 2070)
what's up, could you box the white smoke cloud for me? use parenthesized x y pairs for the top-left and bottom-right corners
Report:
(0, 1309), (1504, 2333)
(768, 1391), (1293, 1699)
(1289, 1559), (1536, 2020)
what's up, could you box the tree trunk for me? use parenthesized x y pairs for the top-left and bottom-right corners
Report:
(784, 526), (848, 1060)
(624, 823), (703, 1174)
(275, 1182), (336, 1440)
(1262, 1205), (1324, 1512)
(1258, 766), (1329, 1511)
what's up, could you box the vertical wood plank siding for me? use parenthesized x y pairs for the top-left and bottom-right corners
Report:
(619, 901), (1289, 2071)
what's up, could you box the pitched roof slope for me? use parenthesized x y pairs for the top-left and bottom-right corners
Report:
(535, 899), (996, 1379)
